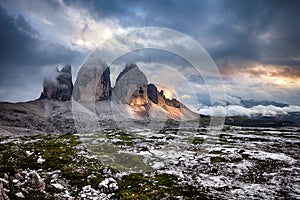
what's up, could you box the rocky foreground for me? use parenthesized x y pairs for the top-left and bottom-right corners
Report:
(0, 132), (206, 200)
(0, 62), (299, 199)
(0, 125), (299, 199)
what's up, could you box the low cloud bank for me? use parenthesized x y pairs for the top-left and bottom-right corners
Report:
(198, 105), (300, 117)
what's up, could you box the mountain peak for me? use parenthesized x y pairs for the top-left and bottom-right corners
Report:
(39, 65), (73, 101)
(39, 62), (198, 121)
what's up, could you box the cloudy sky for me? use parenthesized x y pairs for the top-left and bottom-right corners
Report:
(0, 0), (300, 115)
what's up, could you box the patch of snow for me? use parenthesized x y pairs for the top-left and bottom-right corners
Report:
(25, 151), (34, 156)
(248, 150), (296, 163)
(152, 162), (165, 169)
(37, 156), (45, 164)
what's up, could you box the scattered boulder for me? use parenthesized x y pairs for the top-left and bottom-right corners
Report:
(26, 171), (45, 192)
(98, 178), (118, 193)
(15, 192), (25, 199)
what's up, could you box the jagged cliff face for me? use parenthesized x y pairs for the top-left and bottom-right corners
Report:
(38, 62), (196, 122)
(40, 65), (73, 101)
(112, 64), (195, 121)
(40, 63), (183, 109)
(147, 84), (158, 104)
(96, 67), (111, 101)
(73, 61), (111, 102)
(113, 63), (148, 105)
(147, 83), (183, 108)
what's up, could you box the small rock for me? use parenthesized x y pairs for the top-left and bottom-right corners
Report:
(3, 174), (8, 181)
(99, 178), (118, 193)
(14, 182), (23, 188)
(0, 183), (10, 200)
(51, 183), (64, 190)
(62, 190), (74, 199)
(93, 191), (99, 196)
(12, 179), (19, 184)
(109, 182), (119, 191)
(27, 171), (45, 191)
(86, 192), (92, 196)
(21, 188), (28, 194)
(82, 185), (91, 192)
(46, 170), (61, 176)
(0, 178), (9, 185)
(99, 193), (109, 200)
(15, 192), (25, 198)
(80, 193), (86, 198)
(51, 173), (59, 180)
(87, 174), (96, 179)
(15, 173), (24, 181)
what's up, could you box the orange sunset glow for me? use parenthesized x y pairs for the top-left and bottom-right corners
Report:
(221, 64), (300, 88)
(156, 85), (175, 99)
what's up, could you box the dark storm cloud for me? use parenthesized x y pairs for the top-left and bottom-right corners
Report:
(0, 0), (299, 103)
(65, 0), (300, 68)
(0, 6), (81, 66)
(0, 6), (83, 101)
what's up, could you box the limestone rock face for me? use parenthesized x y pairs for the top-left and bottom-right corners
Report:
(96, 67), (111, 101)
(113, 64), (148, 104)
(147, 85), (182, 108)
(73, 61), (111, 102)
(40, 65), (73, 101)
(147, 84), (158, 104)
(166, 98), (181, 108)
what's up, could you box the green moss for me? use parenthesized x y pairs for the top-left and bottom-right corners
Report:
(192, 137), (204, 145)
(222, 126), (231, 132)
(209, 150), (223, 154)
(210, 156), (226, 163)
(114, 153), (152, 172)
(154, 173), (177, 187)
(114, 173), (208, 200)
(0, 131), (209, 199)
(0, 134), (106, 198)
(116, 173), (151, 198)
(197, 128), (208, 133)
(218, 134), (229, 143)
(101, 129), (137, 147)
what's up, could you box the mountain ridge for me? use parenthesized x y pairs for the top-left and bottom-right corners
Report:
(0, 63), (298, 135)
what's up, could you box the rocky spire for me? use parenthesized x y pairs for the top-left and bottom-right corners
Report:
(147, 83), (183, 108)
(113, 63), (148, 105)
(147, 84), (158, 104)
(73, 60), (111, 102)
(40, 65), (73, 101)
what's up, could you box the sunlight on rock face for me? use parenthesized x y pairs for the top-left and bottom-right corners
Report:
(129, 97), (147, 106)
(129, 86), (148, 106)
(156, 85), (174, 99)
